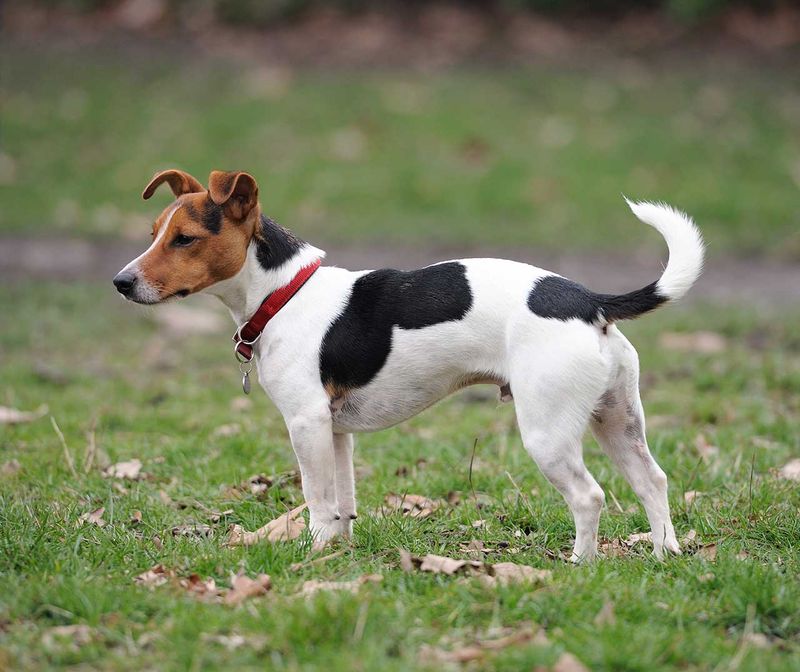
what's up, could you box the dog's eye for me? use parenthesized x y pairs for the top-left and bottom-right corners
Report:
(172, 234), (197, 248)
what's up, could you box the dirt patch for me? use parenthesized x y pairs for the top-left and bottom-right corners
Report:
(2, 235), (798, 306)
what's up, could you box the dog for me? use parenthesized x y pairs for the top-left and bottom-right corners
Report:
(114, 169), (704, 561)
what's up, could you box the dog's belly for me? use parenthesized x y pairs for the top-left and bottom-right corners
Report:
(328, 322), (507, 433)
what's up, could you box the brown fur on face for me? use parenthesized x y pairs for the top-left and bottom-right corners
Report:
(135, 170), (260, 301)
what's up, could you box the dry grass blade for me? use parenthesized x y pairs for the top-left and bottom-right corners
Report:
(50, 416), (77, 478)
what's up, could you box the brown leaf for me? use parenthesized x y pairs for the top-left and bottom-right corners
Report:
(684, 490), (704, 504)
(698, 544), (718, 561)
(77, 507), (106, 528)
(1, 459), (22, 477)
(212, 423), (241, 438)
(419, 554), (483, 576)
(553, 651), (591, 672)
(226, 503), (307, 546)
(0, 405), (47, 425)
(179, 573), (218, 598)
(384, 493), (443, 518)
(103, 458), (143, 480)
(483, 563), (552, 587)
(300, 573), (382, 597)
(694, 434), (720, 463)
(594, 601), (616, 626)
(400, 550), (550, 585)
(659, 331), (727, 354)
(421, 624), (542, 664)
(624, 532), (652, 546)
(130, 510), (142, 525)
(224, 572), (272, 605)
(171, 523), (214, 538)
(42, 624), (94, 649)
(777, 458), (800, 481)
(134, 564), (172, 587)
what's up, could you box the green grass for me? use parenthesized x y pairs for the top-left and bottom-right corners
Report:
(2, 41), (799, 256)
(1, 282), (799, 670)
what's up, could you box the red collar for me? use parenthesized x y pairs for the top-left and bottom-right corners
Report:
(233, 258), (322, 362)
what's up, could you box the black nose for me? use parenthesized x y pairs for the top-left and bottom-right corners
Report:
(113, 271), (137, 295)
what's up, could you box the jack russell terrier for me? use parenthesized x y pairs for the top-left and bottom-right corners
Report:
(114, 169), (704, 561)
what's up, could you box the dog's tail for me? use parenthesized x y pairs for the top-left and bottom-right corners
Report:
(596, 199), (705, 323)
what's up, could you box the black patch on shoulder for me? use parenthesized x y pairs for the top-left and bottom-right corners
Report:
(527, 276), (666, 324)
(320, 263), (473, 391)
(255, 215), (304, 270)
(185, 199), (223, 234)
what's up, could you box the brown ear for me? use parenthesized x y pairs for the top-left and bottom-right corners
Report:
(142, 169), (205, 200)
(208, 170), (259, 220)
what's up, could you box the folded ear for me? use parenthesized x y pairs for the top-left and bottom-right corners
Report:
(142, 169), (205, 200)
(208, 170), (259, 220)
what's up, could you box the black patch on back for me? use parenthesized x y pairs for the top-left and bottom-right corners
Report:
(528, 276), (666, 324)
(185, 199), (223, 234)
(255, 215), (304, 270)
(320, 263), (473, 391)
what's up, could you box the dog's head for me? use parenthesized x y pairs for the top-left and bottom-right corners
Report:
(113, 169), (260, 304)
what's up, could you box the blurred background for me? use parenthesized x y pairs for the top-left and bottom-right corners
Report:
(1, 6), (800, 668)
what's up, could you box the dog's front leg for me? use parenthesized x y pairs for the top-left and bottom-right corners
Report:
(287, 409), (340, 547)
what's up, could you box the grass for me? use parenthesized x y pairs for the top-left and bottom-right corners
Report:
(2, 40), (800, 257)
(1, 281), (799, 670)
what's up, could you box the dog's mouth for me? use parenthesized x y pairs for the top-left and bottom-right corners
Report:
(125, 288), (190, 305)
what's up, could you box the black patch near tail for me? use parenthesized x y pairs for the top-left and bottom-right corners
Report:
(320, 262), (473, 391)
(527, 275), (666, 324)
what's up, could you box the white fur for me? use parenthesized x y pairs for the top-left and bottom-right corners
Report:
(624, 198), (705, 301)
(129, 199), (703, 560)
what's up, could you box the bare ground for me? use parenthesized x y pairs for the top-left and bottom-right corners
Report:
(2, 236), (798, 306)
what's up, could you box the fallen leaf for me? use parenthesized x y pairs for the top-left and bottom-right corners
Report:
(553, 651), (591, 672)
(384, 493), (443, 518)
(130, 510), (142, 525)
(300, 573), (382, 597)
(421, 624), (542, 664)
(698, 544), (718, 561)
(698, 573), (715, 582)
(472, 519), (486, 528)
(226, 503), (307, 546)
(684, 490), (704, 504)
(0, 405), (47, 425)
(212, 423), (241, 438)
(400, 550), (551, 585)
(743, 632), (771, 649)
(171, 523), (214, 538)
(202, 632), (268, 651)
(681, 529), (698, 546)
(134, 564), (171, 587)
(482, 562), (552, 587)
(103, 458), (143, 480)
(624, 532), (652, 546)
(594, 601), (616, 626)
(77, 507), (106, 528)
(1, 459), (22, 476)
(777, 458), (800, 481)
(224, 572), (272, 605)
(660, 331), (727, 354)
(694, 434), (720, 463)
(179, 573), (218, 598)
(42, 624), (94, 649)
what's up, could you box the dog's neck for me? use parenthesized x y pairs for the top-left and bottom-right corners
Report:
(207, 214), (325, 326)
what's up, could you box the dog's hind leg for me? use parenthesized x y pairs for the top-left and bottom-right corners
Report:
(331, 432), (357, 536)
(509, 326), (608, 562)
(590, 327), (680, 558)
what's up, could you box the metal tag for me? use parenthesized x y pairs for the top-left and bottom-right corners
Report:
(242, 370), (251, 395)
